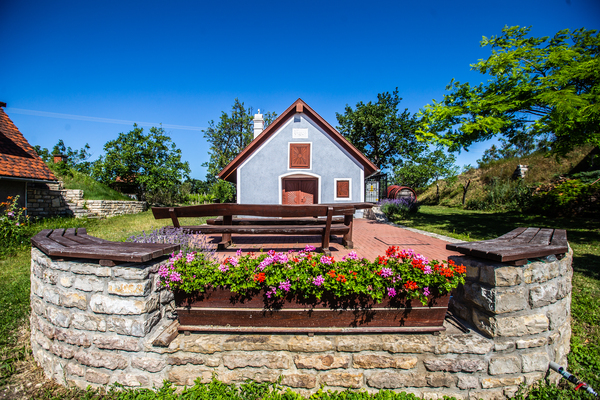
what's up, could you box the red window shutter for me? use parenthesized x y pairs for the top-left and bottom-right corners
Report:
(290, 144), (310, 169)
(337, 180), (350, 198)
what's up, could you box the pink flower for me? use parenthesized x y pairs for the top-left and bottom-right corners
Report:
(304, 245), (316, 252)
(218, 264), (229, 272)
(228, 257), (238, 266)
(320, 256), (334, 265)
(387, 287), (397, 297)
(236, 249), (242, 257)
(423, 287), (430, 297)
(312, 275), (325, 286)
(169, 271), (182, 282)
(186, 252), (196, 263)
(380, 267), (393, 278)
(423, 265), (432, 274)
(265, 287), (277, 298)
(268, 250), (276, 256)
(414, 254), (429, 265)
(279, 279), (291, 292)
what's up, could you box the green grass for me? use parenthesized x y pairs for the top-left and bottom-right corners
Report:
(61, 171), (132, 201)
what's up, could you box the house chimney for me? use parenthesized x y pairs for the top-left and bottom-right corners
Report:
(253, 109), (264, 139)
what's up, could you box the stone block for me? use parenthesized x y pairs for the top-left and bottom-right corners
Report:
(436, 334), (493, 354)
(479, 265), (522, 287)
(546, 295), (570, 330)
(90, 294), (158, 315)
(31, 275), (44, 298)
(516, 337), (547, 349)
(49, 260), (70, 271)
(33, 329), (52, 350)
(223, 352), (289, 369)
(34, 314), (56, 339)
(530, 281), (559, 308)
(160, 290), (174, 304)
(288, 336), (335, 352)
(60, 275), (74, 288)
(426, 373), (456, 388)
(113, 266), (151, 280)
(55, 328), (91, 347)
(366, 372), (427, 389)
(50, 342), (76, 359)
(458, 375), (479, 389)
(113, 373), (149, 387)
(168, 366), (214, 386)
(489, 355), (521, 375)
(167, 354), (220, 367)
(481, 376), (524, 389)
(477, 311), (549, 337)
(468, 389), (506, 400)
(320, 372), (363, 388)
(43, 269), (58, 285)
(556, 275), (572, 300)
(131, 356), (167, 372)
(353, 354), (417, 369)
(222, 369), (281, 384)
(85, 368), (110, 385)
(108, 280), (152, 297)
(43, 287), (61, 306)
(524, 260), (559, 284)
(222, 335), (287, 351)
(382, 335), (435, 353)
(73, 276), (104, 292)
(423, 358), (486, 372)
(74, 350), (128, 370)
(180, 334), (223, 353)
(295, 354), (350, 370)
(61, 291), (88, 310)
(282, 374), (317, 388)
(31, 295), (46, 317)
(46, 306), (72, 328)
(71, 313), (106, 332)
(93, 335), (140, 351)
(421, 391), (466, 400)
(70, 262), (111, 277)
(493, 341), (515, 352)
(337, 336), (383, 352)
(65, 362), (85, 377)
(521, 351), (549, 373)
(464, 283), (527, 314)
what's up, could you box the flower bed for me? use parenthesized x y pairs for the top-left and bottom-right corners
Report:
(159, 245), (466, 332)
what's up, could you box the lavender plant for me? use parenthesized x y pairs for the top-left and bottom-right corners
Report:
(378, 197), (420, 219)
(127, 227), (216, 260)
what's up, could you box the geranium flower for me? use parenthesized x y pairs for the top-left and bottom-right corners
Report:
(312, 275), (325, 286)
(279, 279), (291, 292)
(423, 287), (430, 296)
(218, 264), (229, 272)
(236, 249), (243, 257)
(304, 245), (316, 252)
(380, 267), (393, 278)
(387, 287), (397, 297)
(320, 256), (334, 265)
(253, 272), (266, 282)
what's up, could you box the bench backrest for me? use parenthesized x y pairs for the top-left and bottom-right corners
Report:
(152, 203), (355, 221)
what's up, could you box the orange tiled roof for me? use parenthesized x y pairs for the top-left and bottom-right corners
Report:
(0, 107), (57, 181)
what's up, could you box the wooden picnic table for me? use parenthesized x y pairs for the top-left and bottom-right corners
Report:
(446, 227), (568, 266)
(152, 203), (373, 255)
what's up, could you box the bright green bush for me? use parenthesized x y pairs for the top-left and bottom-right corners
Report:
(0, 196), (30, 256)
(531, 179), (599, 217)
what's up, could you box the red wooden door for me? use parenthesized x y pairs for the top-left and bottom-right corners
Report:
(283, 179), (317, 205)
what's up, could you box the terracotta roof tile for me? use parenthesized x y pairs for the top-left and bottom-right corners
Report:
(0, 108), (57, 181)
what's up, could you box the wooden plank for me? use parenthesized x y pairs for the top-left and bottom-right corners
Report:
(31, 230), (66, 254)
(49, 229), (83, 247)
(495, 227), (528, 240)
(509, 227), (541, 244)
(206, 217), (345, 225)
(195, 225), (350, 235)
(550, 229), (568, 247)
(178, 324), (444, 334)
(495, 245), (569, 262)
(529, 228), (554, 246)
(63, 228), (100, 245)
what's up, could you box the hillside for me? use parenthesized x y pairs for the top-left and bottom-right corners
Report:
(47, 163), (132, 201)
(418, 145), (599, 209)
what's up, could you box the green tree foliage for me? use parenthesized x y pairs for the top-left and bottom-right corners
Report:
(336, 88), (422, 170)
(418, 26), (600, 157)
(393, 148), (458, 189)
(92, 124), (190, 203)
(34, 139), (92, 174)
(203, 99), (276, 184)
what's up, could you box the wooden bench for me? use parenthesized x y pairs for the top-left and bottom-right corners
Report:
(31, 228), (178, 265)
(446, 227), (568, 266)
(151, 203), (359, 255)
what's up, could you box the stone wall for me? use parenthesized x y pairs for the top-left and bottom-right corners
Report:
(26, 183), (146, 219)
(30, 247), (573, 400)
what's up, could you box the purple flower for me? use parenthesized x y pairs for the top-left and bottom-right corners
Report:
(392, 274), (402, 283)
(7, 211), (14, 217)
(186, 252), (196, 263)
(279, 279), (291, 292)
(414, 254), (429, 265)
(236, 249), (242, 257)
(265, 287), (277, 299)
(218, 264), (229, 272)
(229, 257), (238, 266)
(169, 271), (182, 282)
(304, 245), (316, 252)
(158, 265), (169, 278)
(320, 256), (333, 265)
(312, 275), (325, 286)
(380, 267), (393, 278)
(258, 256), (274, 271)
(387, 287), (397, 297)
(423, 287), (430, 297)
(342, 251), (359, 261)
(274, 253), (288, 263)
(423, 265), (432, 274)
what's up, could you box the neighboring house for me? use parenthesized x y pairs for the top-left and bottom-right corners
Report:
(0, 102), (58, 210)
(219, 99), (378, 204)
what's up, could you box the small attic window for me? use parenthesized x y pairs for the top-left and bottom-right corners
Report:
(294, 116), (301, 123)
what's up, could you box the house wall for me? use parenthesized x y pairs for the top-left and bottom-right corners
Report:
(0, 179), (27, 208)
(238, 114), (364, 204)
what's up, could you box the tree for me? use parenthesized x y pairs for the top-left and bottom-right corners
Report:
(92, 124), (190, 203)
(393, 148), (458, 202)
(203, 99), (277, 184)
(34, 140), (92, 174)
(336, 89), (423, 171)
(418, 26), (600, 157)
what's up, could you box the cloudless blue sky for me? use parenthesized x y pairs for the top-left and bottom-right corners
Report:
(2, 0), (599, 180)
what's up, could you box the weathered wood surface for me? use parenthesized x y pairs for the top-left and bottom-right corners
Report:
(446, 227), (568, 265)
(152, 320), (180, 347)
(152, 203), (364, 254)
(31, 228), (179, 263)
(175, 288), (449, 333)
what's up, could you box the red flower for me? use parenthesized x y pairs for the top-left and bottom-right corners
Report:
(253, 273), (266, 282)
(336, 274), (346, 283)
(328, 270), (337, 278)
(404, 281), (418, 290)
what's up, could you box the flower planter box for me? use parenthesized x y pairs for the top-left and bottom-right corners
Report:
(175, 288), (450, 334)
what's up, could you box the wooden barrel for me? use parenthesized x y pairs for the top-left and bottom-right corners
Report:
(386, 185), (417, 201)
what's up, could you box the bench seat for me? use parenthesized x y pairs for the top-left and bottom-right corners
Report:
(206, 217), (345, 226)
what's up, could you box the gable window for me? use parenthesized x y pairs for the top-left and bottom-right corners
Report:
(334, 178), (351, 200)
(289, 143), (311, 169)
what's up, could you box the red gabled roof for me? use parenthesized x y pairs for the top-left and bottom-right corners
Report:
(0, 107), (57, 181)
(218, 98), (378, 183)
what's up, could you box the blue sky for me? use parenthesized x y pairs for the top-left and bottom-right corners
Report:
(2, 0), (599, 180)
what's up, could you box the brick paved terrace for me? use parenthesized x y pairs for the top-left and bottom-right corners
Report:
(207, 218), (461, 262)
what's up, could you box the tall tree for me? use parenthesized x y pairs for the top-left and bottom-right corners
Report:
(34, 139), (92, 174)
(203, 99), (276, 184)
(92, 124), (190, 202)
(393, 148), (458, 190)
(418, 26), (600, 157)
(336, 89), (423, 170)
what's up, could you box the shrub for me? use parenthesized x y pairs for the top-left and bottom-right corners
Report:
(466, 178), (532, 212)
(127, 227), (216, 259)
(0, 196), (30, 255)
(378, 198), (419, 219)
(530, 179), (600, 217)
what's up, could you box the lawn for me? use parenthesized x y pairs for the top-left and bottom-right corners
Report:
(1, 207), (598, 399)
